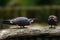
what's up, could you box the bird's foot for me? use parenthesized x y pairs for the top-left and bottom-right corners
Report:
(53, 27), (56, 29)
(49, 27), (56, 29)
(49, 27), (53, 29)
(20, 26), (26, 29)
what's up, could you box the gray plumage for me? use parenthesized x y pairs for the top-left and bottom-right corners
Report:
(3, 17), (34, 28)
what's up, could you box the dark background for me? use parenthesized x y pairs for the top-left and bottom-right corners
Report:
(0, 0), (60, 23)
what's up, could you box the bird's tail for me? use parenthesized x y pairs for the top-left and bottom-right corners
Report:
(2, 20), (16, 25)
(2, 20), (11, 24)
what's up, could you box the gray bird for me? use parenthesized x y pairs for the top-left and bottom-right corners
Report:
(2, 17), (35, 28)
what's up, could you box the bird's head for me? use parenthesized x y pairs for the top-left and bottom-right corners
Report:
(32, 18), (38, 21)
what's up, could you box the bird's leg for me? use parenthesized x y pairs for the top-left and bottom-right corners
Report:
(23, 26), (25, 28)
(20, 26), (25, 28)
(54, 23), (57, 29)
(53, 25), (56, 29)
(49, 25), (52, 29)
(20, 26), (23, 28)
(51, 25), (52, 28)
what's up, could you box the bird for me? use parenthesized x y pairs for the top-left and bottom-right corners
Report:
(48, 15), (58, 29)
(2, 17), (36, 28)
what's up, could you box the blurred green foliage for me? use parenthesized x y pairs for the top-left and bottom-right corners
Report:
(0, 6), (60, 23)
(0, 0), (60, 23)
(10, 0), (60, 6)
(0, 0), (60, 7)
(0, 0), (10, 7)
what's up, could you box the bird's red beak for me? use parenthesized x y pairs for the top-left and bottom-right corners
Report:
(32, 18), (38, 21)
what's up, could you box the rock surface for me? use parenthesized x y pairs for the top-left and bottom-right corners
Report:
(0, 24), (60, 40)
